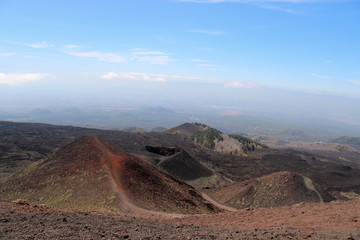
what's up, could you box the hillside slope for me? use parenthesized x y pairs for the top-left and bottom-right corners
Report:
(1, 121), (360, 202)
(208, 171), (322, 209)
(0, 136), (218, 214)
(145, 146), (213, 181)
(168, 122), (266, 155)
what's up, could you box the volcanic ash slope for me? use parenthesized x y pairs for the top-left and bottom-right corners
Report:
(0, 136), (219, 214)
(208, 171), (322, 209)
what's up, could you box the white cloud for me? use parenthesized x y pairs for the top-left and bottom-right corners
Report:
(224, 81), (260, 88)
(130, 49), (176, 65)
(0, 73), (47, 85)
(187, 29), (226, 35)
(26, 41), (53, 48)
(101, 72), (220, 83)
(101, 72), (167, 82)
(68, 51), (126, 63)
(0, 52), (16, 56)
(349, 80), (360, 86)
(101, 72), (120, 79)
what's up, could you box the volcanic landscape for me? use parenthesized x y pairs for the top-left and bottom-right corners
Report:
(0, 121), (359, 239)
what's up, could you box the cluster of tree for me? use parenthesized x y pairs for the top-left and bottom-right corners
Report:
(191, 127), (223, 150)
(229, 134), (268, 152)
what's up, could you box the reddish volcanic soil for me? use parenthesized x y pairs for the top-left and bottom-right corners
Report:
(172, 199), (360, 232)
(207, 171), (322, 210)
(1, 199), (359, 239)
(0, 136), (219, 215)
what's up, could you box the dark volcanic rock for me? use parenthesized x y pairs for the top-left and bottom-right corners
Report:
(158, 150), (213, 181)
(145, 146), (181, 156)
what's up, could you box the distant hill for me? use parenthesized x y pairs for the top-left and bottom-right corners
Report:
(165, 122), (204, 135)
(0, 136), (219, 214)
(122, 127), (147, 133)
(330, 136), (360, 145)
(167, 122), (267, 155)
(208, 171), (322, 209)
(151, 127), (167, 132)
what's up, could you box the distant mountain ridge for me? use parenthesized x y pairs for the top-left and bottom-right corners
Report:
(330, 136), (360, 145)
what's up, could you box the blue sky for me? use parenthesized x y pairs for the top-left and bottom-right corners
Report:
(0, 0), (359, 102)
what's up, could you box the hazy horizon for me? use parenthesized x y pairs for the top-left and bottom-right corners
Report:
(1, 0), (359, 137)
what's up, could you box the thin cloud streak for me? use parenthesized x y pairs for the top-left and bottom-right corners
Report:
(130, 48), (176, 65)
(101, 72), (219, 83)
(68, 51), (126, 63)
(311, 73), (332, 79)
(259, 4), (304, 14)
(191, 59), (221, 68)
(0, 52), (16, 56)
(101, 72), (167, 82)
(25, 41), (53, 48)
(224, 81), (260, 88)
(0, 73), (47, 85)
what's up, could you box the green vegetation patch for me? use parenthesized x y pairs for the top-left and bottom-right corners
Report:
(229, 134), (268, 151)
(191, 127), (223, 149)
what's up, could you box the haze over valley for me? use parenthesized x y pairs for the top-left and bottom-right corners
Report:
(1, 0), (360, 239)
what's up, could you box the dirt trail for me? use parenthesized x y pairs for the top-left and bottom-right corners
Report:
(94, 137), (184, 219)
(201, 192), (237, 212)
(301, 174), (324, 202)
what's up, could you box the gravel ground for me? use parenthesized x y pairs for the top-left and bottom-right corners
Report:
(1, 200), (359, 239)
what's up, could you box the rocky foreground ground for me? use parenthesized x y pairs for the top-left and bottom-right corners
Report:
(1, 200), (359, 240)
